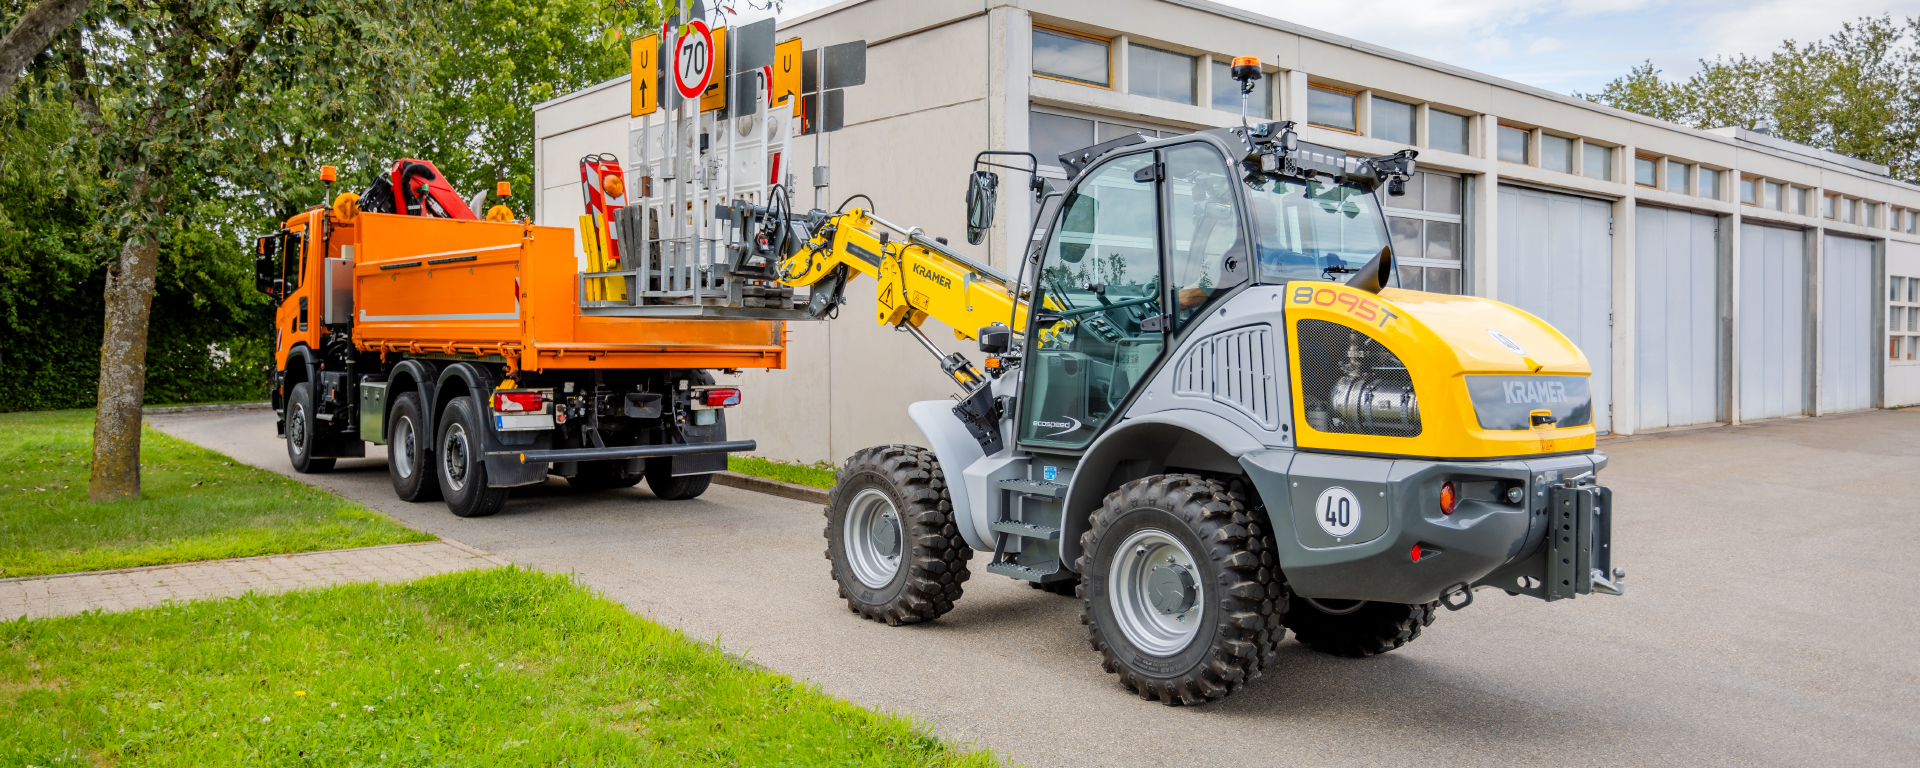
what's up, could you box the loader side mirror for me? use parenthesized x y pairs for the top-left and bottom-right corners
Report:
(965, 170), (999, 245)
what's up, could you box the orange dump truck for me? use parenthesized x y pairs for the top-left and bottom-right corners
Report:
(255, 162), (792, 517)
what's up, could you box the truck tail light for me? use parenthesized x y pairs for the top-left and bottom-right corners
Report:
(492, 391), (545, 413)
(700, 388), (742, 407)
(1439, 481), (1459, 515)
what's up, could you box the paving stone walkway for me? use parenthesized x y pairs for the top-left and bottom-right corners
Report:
(0, 540), (508, 621)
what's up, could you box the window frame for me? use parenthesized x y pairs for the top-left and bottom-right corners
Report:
(1538, 133), (1575, 175)
(1426, 108), (1471, 155)
(1634, 154), (1659, 189)
(1496, 123), (1531, 165)
(1032, 23), (1113, 89)
(1127, 42), (1198, 105)
(1891, 274), (1920, 365)
(1698, 167), (1723, 200)
(1306, 83), (1361, 134)
(1382, 169), (1467, 294)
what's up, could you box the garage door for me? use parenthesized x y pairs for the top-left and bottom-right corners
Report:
(1738, 224), (1806, 421)
(1821, 235), (1875, 412)
(1635, 206), (1720, 429)
(1498, 185), (1613, 432)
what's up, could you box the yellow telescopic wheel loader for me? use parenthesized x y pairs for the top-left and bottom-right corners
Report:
(725, 65), (1623, 705)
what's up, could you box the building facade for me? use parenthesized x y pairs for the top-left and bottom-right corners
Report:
(534, 0), (1920, 464)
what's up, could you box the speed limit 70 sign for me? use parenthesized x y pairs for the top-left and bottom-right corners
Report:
(674, 20), (716, 101)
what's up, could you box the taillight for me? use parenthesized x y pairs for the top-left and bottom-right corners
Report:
(700, 387), (742, 407)
(1439, 481), (1459, 515)
(492, 391), (545, 413)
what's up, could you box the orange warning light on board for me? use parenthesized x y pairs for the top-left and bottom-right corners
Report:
(319, 165), (337, 183)
(1230, 57), (1262, 82)
(496, 181), (512, 197)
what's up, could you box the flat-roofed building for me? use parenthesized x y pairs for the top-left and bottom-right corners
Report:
(534, 0), (1920, 462)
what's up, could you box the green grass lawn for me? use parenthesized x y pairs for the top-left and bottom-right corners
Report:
(728, 456), (837, 490)
(0, 567), (998, 767)
(0, 409), (429, 578)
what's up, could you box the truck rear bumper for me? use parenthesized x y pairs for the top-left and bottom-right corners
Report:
(488, 439), (756, 464)
(1242, 450), (1617, 606)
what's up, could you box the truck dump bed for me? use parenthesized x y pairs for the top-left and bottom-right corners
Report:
(343, 212), (787, 372)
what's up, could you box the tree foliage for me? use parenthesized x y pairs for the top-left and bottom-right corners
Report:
(1579, 15), (1920, 180)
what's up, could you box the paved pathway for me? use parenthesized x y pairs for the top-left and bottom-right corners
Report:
(0, 540), (506, 621)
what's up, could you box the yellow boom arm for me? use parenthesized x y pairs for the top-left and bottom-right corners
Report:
(777, 208), (1032, 389)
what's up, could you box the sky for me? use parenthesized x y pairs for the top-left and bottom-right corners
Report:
(752, 0), (1920, 96)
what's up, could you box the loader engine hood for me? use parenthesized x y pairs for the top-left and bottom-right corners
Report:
(1284, 281), (1595, 459)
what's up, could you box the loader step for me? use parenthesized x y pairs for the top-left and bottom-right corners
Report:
(998, 478), (1067, 498)
(986, 559), (1072, 583)
(990, 520), (1062, 540)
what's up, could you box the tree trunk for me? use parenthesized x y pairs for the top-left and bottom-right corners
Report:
(89, 189), (162, 502)
(0, 0), (91, 99)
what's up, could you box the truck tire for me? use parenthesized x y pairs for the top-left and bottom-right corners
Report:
(284, 382), (335, 474)
(568, 461), (642, 491)
(1283, 596), (1437, 658)
(436, 396), (509, 518)
(387, 391), (441, 502)
(1078, 474), (1285, 706)
(824, 445), (971, 626)
(644, 462), (712, 500)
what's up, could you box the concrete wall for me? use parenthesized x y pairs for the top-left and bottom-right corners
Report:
(535, 0), (1920, 462)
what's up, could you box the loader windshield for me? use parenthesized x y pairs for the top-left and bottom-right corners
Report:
(1245, 177), (1394, 285)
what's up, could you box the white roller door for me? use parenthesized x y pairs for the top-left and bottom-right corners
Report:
(1821, 235), (1875, 412)
(1498, 185), (1614, 432)
(1738, 224), (1806, 421)
(1635, 206), (1720, 429)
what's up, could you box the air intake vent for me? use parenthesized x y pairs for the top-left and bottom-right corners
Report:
(1173, 325), (1278, 428)
(1296, 318), (1421, 437)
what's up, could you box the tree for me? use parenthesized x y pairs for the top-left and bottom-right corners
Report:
(0, 0), (89, 99)
(1580, 15), (1920, 180)
(64, 1), (428, 500)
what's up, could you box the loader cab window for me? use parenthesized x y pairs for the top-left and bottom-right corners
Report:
(1165, 143), (1248, 331)
(1021, 152), (1165, 449)
(1245, 177), (1394, 286)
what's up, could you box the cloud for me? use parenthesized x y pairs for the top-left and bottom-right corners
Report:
(1529, 37), (1566, 54)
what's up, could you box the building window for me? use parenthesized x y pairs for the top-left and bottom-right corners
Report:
(1841, 198), (1857, 224)
(1129, 43), (1195, 104)
(1033, 26), (1110, 87)
(1740, 176), (1759, 206)
(1308, 85), (1358, 132)
(1866, 202), (1879, 228)
(1699, 168), (1722, 200)
(1209, 60), (1270, 118)
(1792, 187), (1809, 216)
(1892, 276), (1919, 363)
(1665, 159), (1690, 194)
(1583, 143), (1613, 181)
(1822, 193), (1837, 219)
(1384, 171), (1465, 294)
(1540, 134), (1573, 174)
(1428, 109), (1469, 154)
(1371, 96), (1415, 144)
(1764, 181), (1783, 211)
(1908, 210), (1918, 234)
(1497, 125), (1529, 164)
(1635, 155), (1658, 187)
(1029, 109), (1184, 171)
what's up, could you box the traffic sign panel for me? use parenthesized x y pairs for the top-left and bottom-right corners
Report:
(631, 33), (659, 116)
(673, 20), (715, 101)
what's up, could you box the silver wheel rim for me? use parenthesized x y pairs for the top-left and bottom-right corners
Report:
(392, 416), (416, 478)
(288, 402), (308, 456)
(441, 421), (470, 493)
(1108, 528), (1204, 656)
(843, 488), (903, 589)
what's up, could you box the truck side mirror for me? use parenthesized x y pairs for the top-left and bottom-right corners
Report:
(254, 237), (280, 297)
(965, 170), (998, 245)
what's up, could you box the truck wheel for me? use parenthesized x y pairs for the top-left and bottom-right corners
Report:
(285, 382), (335, 474)
(1078, 474), (1284, 706)
(387, 391), (440, 502)
(568, 461), (642, 491)
(1283, 596), (1437, 658)
(436, 396), (509, 518)
(824, 445), (971, 626)
(644, 462), (712, 500)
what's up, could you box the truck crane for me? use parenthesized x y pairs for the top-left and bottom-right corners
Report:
(753, 67), (1623, 706)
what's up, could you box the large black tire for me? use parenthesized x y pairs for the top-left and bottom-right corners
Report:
(387, 391), (440, 502)
(436, 396), (510, 518)
(823, 445), (971, 626)
(644, 462), (712, 500)
(568, 460), (643, 492)
(1283, 595), (1438, 658)
(285, 382), (335, 474)
(1078, 474), (1285, 706)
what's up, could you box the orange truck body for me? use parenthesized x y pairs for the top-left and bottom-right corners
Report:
(271, 208), (788, 374)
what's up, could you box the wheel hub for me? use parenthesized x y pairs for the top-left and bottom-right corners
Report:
(289, 407), (307, 453)
(393, 417), (415, 477)
(442, 424), (469, 491)
(1108, 529), (1205, 656)
(843, 488), (903, 589)
(1146, 561), (1197, 615)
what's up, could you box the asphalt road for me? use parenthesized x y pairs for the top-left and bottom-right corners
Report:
(150, 408), (1920, 767)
